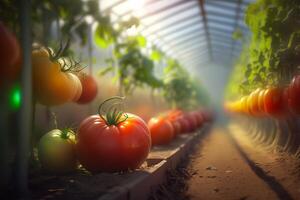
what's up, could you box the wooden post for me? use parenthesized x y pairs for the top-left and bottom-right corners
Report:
(16, 0), (32, 195)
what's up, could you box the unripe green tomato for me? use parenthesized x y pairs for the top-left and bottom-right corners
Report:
(38, 129), (77, 173)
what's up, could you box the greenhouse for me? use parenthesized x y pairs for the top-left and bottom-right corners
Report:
(1, 0), (300, 199)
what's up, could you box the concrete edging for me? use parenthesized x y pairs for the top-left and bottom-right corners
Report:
(98, 125), (210, 200)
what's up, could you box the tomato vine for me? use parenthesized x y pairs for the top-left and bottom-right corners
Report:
(226, 0), (300, 99)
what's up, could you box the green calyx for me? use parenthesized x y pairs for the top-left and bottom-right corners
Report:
(98, 96), (128, 126)
(60, 128), (73, 139)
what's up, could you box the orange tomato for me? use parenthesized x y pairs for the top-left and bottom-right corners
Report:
(257, 89), (266, 114)
(32, 47), (81, 105)
(249, 89), (261, 116)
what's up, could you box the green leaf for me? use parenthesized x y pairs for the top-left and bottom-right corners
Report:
(150, 50), (162, 61)
(94, 25), (114, 48)
(98, 66), (114, 76)
(137, 35), (146, 47)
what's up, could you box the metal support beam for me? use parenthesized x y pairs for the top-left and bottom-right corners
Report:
(166, 32), (206, 49)
(163, 26), (203, 43)
(177, 44), (208, 56)
(180, 49), (208, 59)
(231, 0), (243, 58)
(169, 37), (207, 52)
(157, 19), (203, 39)
(142, 12), (200, 35)
(17, 0), (32, 196)
(198, 0), (213, 61)
(140, 0), (193, 20)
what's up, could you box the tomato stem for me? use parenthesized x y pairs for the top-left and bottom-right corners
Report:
(98, 96), (128, 126)
(51, 111), (58, 129)
(61, 128), (71, 139)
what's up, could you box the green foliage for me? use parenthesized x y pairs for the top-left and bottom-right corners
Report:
(100, 34), (163, 95)
(232, 28), (244, 41)
(226, 0), (300, 99)
(162, 59), (210, 109)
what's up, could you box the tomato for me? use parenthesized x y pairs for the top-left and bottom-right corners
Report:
(32, 48), (81, 105)
(263, 87), (285, 117)
(77, 73), (98, 104)
(248, 89), (261, 116)
(167, 109), (184, 121)
(148, 117), (174, 145)
(71, 73), (83, 102)
(191, 111), (203, 127)
(185, 113), (198, 131)
(288, 75), (300, 114)
(76, 112), (151, 172)
(258, 89), (266, 115)
(38, 129), (77, 172)
(171, 120), (181, 135)
(0, 22), (21, 87)
(177, 116), (191, 134)
(239, 96), (248, 114)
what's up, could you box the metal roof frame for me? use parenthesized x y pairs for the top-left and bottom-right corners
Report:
(100, 0), (254, 69)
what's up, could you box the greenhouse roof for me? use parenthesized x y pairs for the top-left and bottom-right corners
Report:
(99, 0), (254, 70)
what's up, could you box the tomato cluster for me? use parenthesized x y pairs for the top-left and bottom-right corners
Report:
(224, 75), (300, 118)
(37, 98), (214, 173)
(148, 109), (212, 146)
(32, 46), (98, 106)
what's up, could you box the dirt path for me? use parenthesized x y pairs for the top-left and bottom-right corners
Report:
(186, 126), (300, 200)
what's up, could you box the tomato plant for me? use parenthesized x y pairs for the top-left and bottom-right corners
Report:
(76, 73), (98, 104)
(38, 128), (77, 172)
(76, 97), (151, 172)
(32, 46), (83, 106)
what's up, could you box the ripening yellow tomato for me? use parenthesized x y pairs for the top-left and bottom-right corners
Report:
(32, 47), (82, 106)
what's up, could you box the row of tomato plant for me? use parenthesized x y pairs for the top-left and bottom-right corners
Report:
(225, 74), (300, 118)
(38, 96), (213, 173)
(225, 0), (300, 118)
(0, 1), (213, 191)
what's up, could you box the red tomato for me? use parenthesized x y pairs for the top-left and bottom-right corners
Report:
(77, 73), (98, 104)
(0, 22), (21, 87)
(191, 111), (203, 127)
(76, 113), (151, 172)
(177, 117), (189, 134)
(288, 75), (300, 114)
(171, 120), (181, 136)
(263, 87), (285, 117)
(185, 113), (198, 131)
(167, 109), (183, 121)
(148, 117), (174, 145)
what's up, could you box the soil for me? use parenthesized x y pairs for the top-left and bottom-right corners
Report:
(14, 133), (196, 200)
(151, 124), (300, 200)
